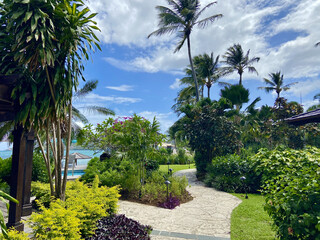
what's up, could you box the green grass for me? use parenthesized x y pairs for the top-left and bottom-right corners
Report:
(231, 193), (277, 240)
(159, 164), (195, 174)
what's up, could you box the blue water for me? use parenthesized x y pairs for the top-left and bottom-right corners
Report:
(61, 170), (85, 177)
(0, 149), (102, 164)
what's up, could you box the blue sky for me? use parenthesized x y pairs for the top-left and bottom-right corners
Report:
(73, 0), (320, 134)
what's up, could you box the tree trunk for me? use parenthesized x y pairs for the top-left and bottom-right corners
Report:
(207, 85), (211, 99)
(239, 73), (243, 86)
(61, 101), (72, 201)
(187, 36), (199, 102)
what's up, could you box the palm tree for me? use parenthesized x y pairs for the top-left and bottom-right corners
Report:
(220, 84), (249, 110)
(148, 0), (222, 102)
(258, 71), (297, 100)
(222, 44), (260, 85)
(193, 53), (220, 99)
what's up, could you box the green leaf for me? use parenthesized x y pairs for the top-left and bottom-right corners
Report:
(19, 91), (26, 104)
(24, 11), (33, 22)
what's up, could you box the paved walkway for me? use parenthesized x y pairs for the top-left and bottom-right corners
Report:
(119, 169), (242, 240)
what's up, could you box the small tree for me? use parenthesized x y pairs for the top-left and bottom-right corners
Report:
(178, 98), (242, 178)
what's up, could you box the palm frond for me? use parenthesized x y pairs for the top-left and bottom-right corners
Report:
(174, 34), (187, 52)
(85, 106), (115, 116)
(194, 1), (217, 21)
(314, 93), (320, 101)
(245, 97), (261, 112)
(262, 78), (276, 86)
(148, 25), (180, 38)
(217, 81), (232, 87)
(74, 80), (98, 98)
(258, 86), (275, 93)
(0, 121), (13, 142)
(283, 82), (298, 89)
(72, 107), (88, 124)
(247, 66), (258, 74)
(196, 14), (222, 28)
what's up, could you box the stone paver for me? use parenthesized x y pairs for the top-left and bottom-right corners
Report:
(119, 169), (242, 240)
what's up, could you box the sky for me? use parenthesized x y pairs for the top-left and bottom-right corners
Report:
(73, 0), (320, 134)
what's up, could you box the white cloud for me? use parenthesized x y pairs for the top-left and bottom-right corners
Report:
(170, 78), (181, 90)
(106, 84), (134, 92)
(87, 0), (320, 84)
(76, 93), (142, 105)
(138, 111), (175, 134)
(287, 78), (320, 98)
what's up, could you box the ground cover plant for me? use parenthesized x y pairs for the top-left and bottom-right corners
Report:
(231, 193), (276, 240)
(88, 214), (152, 240)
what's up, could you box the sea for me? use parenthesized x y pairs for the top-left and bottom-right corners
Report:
(0, 149), (103, 166)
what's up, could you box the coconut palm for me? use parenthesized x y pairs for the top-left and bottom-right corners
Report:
(148, 0), (222, 102)
(193, 52), (229, 99)
(258, 71), (297, 100)
(222, 44), (260, 85)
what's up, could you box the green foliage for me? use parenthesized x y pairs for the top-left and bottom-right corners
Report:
(65, 178), (120, 237)
(32, 152), (49, 183)
(180, 98), (242, 177)
(0, 191), (18, 239)
(0, 157), (11, 185)
(80, 115), (165, 160)
(0, 228), (29, 240)
(220, 84), (249, 109)
(205, 153), (259, 193)
(30, 177), (120, 239)
(29, 200), (82, 240)
(256, 147), (320, 239)
(31, 181), (51, 208)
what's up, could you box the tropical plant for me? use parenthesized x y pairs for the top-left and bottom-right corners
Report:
(222, 43), (260, 85)
(0, 0), (101, 200)
(0, 191), (18, 239)
(259, 71), (297, 102)
(220, 84), (249, 110)
(193, 52), (225, 99)
(148, 0), (222, 102)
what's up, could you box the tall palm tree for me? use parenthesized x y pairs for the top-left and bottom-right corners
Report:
(222, 43), (260, 85)
(148, 0), (222, 102)
(258, 71), (297, 100)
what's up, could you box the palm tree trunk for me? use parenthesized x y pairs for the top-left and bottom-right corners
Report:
(187, 36), (199, 102)
(239, 73), (243, 86)
(207, 86), (211, 99)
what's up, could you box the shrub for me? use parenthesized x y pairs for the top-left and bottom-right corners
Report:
(31, 152), (49, 183)
(65, 177), (120, 238)
(257, 147), (320, 239)
(204, 154), (259, 193)
(31, 181), (51, 208)
(29, 200), (82, 240)
(0, 157), (11, 185)
(0, 229), (29, 240)
(263, 167), (320, 239)
(144, 159), (159, 177)
(89, 214), (152, 240)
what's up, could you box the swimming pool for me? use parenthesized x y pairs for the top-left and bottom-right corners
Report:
(61, 170), (85, 177)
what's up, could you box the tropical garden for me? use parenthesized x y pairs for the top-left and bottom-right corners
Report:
(0, 0), (319, 239)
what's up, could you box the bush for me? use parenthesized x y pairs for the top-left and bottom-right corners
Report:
(29, 199), (81, 240)
(158, 193), (180, 209)
(0, 228), (29, 240)
(205, 154), (260, 193)
(32, 152), (49, 183)
(88, 214), (152, 240)
(30, 177), (120, 238)
(0, 157), (11, 185)
(65, 177), (120, 237)
(257, 147), (320, 239)
(144, 159), (159, 177)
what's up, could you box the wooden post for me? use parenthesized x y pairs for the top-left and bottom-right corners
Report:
(22, 129), (35, 216)
(7, 125), (25, 231)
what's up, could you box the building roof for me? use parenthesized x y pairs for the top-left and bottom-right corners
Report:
(285, 108), (320, 126)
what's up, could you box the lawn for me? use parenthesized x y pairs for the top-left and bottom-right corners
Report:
(231, 193), (277, 240)
(159, 164), (195, 174)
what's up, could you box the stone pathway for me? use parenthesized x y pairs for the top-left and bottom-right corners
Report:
(119, 169), (242, 240)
